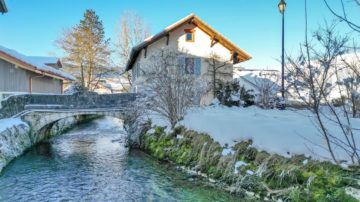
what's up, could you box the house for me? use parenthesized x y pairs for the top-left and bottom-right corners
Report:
(234, 67), (280, 95)
(0, 0), (7, 14)
(94, 71), (131, 94)
(233, 67), (281, 105)
(125, 13), (252, 105)
(0, 45), (75, 103)
(61, 63), (131, 94)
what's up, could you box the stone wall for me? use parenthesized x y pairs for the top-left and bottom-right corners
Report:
(0, 92), (137, 118)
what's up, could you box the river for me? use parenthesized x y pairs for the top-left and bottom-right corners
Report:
(0, 117), (240, 202)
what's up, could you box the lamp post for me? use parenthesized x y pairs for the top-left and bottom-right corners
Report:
(278, 0), (286, 108)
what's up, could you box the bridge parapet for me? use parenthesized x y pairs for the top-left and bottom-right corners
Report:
(0, 92), (138, 118)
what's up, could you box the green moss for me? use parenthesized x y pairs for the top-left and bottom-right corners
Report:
(233, 140), (252, 156)
(208, 166), (223, 179)
(331, 188), (358, 202)
(238, 175), (266, 196)
(154, 126), (166, 137)
(170, 126), (186, 137)
(290, 154), (308, 165)
(173, 144), (192, 166)
(138, 126), (358, 201)
(243, 147), (258, 162)
(288, 187), (311, 202)
(204, 142), (221, 164)
(254, 151), (270, 166)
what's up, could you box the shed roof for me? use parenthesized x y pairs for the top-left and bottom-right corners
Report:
(0, 45), (75, 81)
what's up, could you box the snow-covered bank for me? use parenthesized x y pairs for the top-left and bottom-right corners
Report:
(0, 116), (95, 172)
(139, 125), (360, 201)
(0, 118), (31, 172)
(0, 118), (26, 132)
(151, 106), (360, 164)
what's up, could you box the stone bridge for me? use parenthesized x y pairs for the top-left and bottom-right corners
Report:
(0, 92), (139, 172)
(0, 92), (138, 134)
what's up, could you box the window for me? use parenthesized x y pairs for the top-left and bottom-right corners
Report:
(232, 52), (240, 64)
(185, 58), (195, 74)
(184, 29), (195, 42)
(186, 33), (194, 42)
(179, 57), (201, 76)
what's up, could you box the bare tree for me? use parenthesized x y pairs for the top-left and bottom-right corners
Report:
(138, 49), (207, 129)
(116, 12), (150, 90)
(323, 0), (360, 33)
(254, 71), (280, 109)
(205, 52), (232, 97)
(321, 0), (360, 118)
(287, 21), (359, 164)
(337, 49), (360, 118)
(336, 59), (360, 118)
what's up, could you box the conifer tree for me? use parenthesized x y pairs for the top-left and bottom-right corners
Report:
(58, 9), (111, 91)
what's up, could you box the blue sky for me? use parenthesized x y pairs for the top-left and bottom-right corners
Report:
(0, 0), (359, 69)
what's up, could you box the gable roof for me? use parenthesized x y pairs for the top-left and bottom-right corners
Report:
(234, 68), (280, 93)
(125, 13), (252, 71)
(0, 0), (7, 14)
(0, 45), (75, 81)
(28, 56), (60, 65)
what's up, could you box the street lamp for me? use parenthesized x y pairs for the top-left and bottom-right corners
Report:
(278, 0), (286, 14)
(278, 0), (286, 108)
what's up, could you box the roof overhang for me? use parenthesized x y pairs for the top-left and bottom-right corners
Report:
(0, 52), (74, 81)
(125, 13), (252, 71)
(0, 0), (7, 14)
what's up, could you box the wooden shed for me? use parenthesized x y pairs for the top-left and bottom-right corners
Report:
(0, 45), (75, 102)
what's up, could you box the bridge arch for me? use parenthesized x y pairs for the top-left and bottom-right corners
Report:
(20, 109), (130, 144)
(0, 93), (138, 172)
(22, 109), (127, 133)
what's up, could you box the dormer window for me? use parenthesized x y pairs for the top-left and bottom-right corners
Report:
(184, 29), (195, 42)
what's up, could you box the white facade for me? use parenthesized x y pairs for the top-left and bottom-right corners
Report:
(131, 21), (240, 105)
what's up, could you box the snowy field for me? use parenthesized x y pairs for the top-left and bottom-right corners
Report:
(151, 106), (360, 164)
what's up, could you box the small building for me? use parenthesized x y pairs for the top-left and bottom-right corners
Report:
(0, 45), (75, 103)
(94, 71), (131, 94)
(0, 0), (7, 14)
(125, 13), (252, 105)
(234, 67), (280, 95)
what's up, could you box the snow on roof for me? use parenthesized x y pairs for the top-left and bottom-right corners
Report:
(0, 45), (75, 81)
(234, 68), (279, 77)
(27, 56), (60, 65)
(234, 68), (280, 92)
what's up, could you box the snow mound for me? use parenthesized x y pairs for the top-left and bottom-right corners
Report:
(151, 106), (360, 164)
(0, 118), (25, 132)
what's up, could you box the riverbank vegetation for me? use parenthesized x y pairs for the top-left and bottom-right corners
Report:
(138, 124), (360, 201)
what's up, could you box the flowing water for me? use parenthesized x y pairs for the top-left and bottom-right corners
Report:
(0, 117), (241, 202)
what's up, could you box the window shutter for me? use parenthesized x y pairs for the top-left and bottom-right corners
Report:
(195, 58), (201, 76)
(178, 57), (186, 75)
